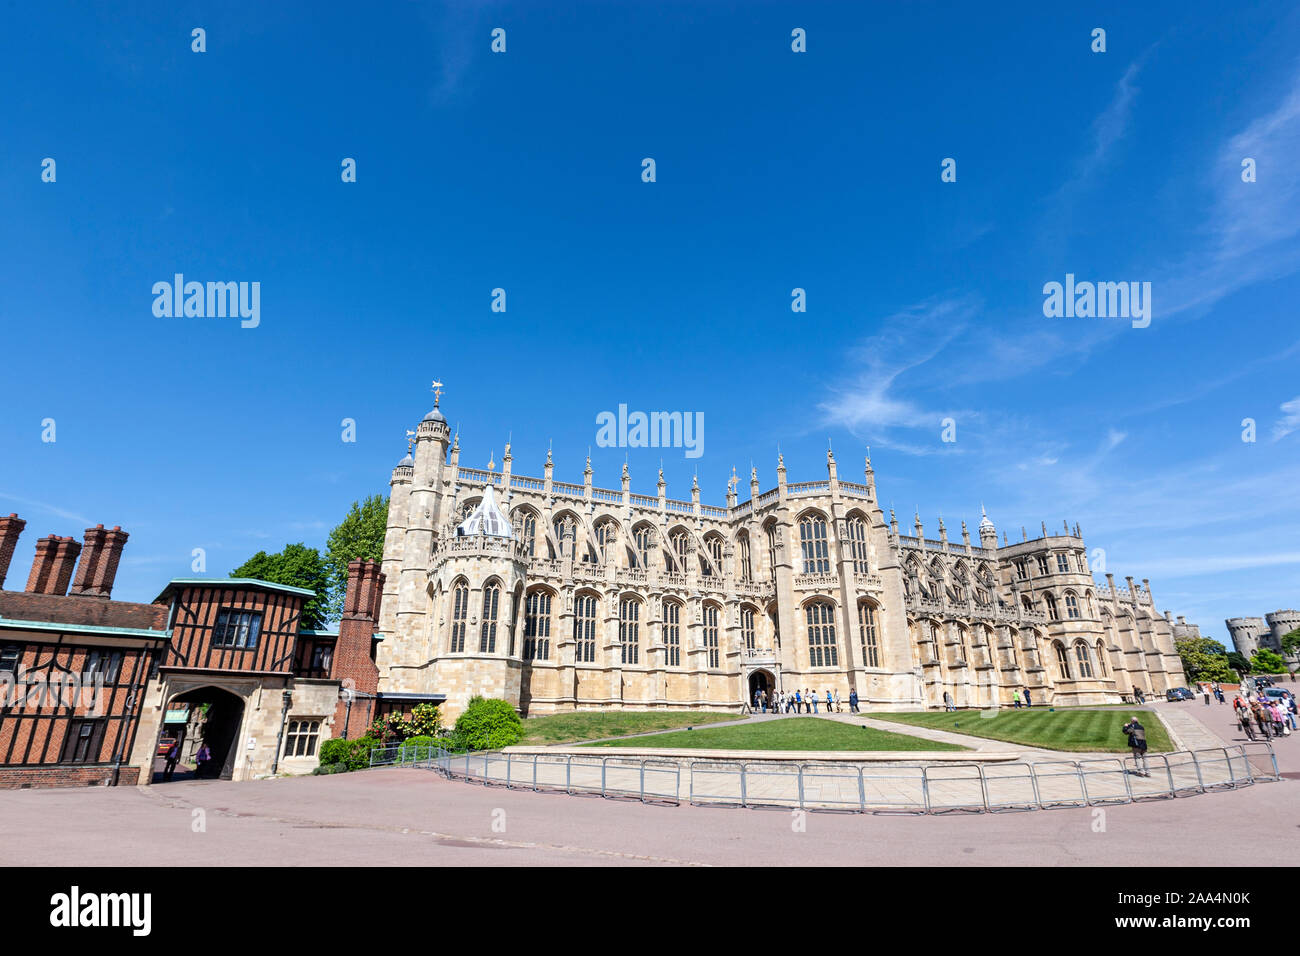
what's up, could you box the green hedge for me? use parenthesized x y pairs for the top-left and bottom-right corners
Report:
(317, 735), (382, 772)
(453, 697), (524, 751)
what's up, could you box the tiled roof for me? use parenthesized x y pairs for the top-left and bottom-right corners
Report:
(0, 590), (167, 632)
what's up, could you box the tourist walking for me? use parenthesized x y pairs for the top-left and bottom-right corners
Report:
(811, 690), (820, 714)
(1122, 716), (1149, 776)
(1012, 690), (1022, 709)
(848, 688), (859, 713)
(1024, 688), (1033, 707)
(1239, 708), (1257, 741)
(794, 689), (802, 713)
(1251, 700), (1271, 739)
(826, 690), (834, 713)
(1270, 701), (1286, 737)
(943, 690), (955, 712)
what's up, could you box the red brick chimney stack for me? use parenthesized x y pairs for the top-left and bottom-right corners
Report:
(331, 559), (385, 739)
(69, 524), (130, 598)
(25, 536), (59, 593)
(50, 537), (83, 596)
(26, 535), (82, 596)
(0, 514), (26, 590)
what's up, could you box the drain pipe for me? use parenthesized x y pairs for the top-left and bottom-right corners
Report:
(270, 688), (293, 775)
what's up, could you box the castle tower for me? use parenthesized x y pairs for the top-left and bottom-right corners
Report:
(428, 483), (529, 718)
(1225, 617), (1269, 658)
(378, 386), (453, 687)
(978, 506), (997, 550)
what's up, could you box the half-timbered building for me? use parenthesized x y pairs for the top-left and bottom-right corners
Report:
(0, 512), (406, 789)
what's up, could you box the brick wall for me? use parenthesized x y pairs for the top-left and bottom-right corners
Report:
(0, 764), (143, 789)
(332, 560), (384, 738)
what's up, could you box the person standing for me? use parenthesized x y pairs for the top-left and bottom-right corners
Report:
(849, 688), (859, 713)
(794, 689), (802, 713)
(1025, 688), (1033, 707)
(1122, 716), (1149, 776)
(195, 742), (213, 779)
(811, 690), (819, 714)
(163, 739), (182, 782)
(1012, 690), (1022, 709)
(826, 690), (834, 713)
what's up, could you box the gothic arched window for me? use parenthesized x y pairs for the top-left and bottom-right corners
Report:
(702, 535), (723, 577)
(1053, 640), (1071, 679)
(523, 589), (553, 661)
(573, 593), (597, 663)
(619, 598), (641, 665)
(633, 526), (653, 568)
(806, 600), (838, 667)
(1074, 640), (1094, 679)
(449, 581), (469, 653)
(741, 606), (756, 651)
(846, 516), (870, 575)
(518, 512), (537, 557)
(799, 515), (830, 574)
(479, 582), (500, 653)
(858, 601), (879, 667)
(1065, 592), (1080, 619)
(703, 603), (720, 668)
(664, 601), (682, 667)
(670, 531), (690, 572)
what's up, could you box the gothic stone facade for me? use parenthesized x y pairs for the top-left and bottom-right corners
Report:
(376, 402), (1189, 720)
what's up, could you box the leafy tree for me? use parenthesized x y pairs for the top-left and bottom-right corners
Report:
(324, 494), (389, 621)
(1226, 651), (1250, 674)
(1249, 648), (1287, 674)
(1281, 628), (1300, 659)
(231, 543), (330, 629)
(453, 696), (523, 751)
(1175, 637), (1236, 683)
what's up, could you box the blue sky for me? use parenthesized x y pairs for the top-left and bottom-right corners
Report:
(1, 1), (1297, 646)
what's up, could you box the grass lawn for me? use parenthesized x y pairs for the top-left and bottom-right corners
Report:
(581, 716), (967, 752)
(519, 710), (740, 746)
(872, 708), (1175, 753)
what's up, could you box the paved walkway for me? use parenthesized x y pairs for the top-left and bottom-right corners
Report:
(0, 760), (1288, 867)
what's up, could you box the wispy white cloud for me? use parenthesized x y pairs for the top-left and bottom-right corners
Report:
(818, 296), (979, 453)
(1080, 61), (1143, 182)
(1272, 395), (1300, 441)
(0, 494), (92, 527)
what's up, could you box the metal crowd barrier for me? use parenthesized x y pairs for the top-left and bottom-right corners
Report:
(364, 741), (1282, 814)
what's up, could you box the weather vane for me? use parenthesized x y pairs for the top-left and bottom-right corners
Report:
(431, 379), (443, 407)
(405, 429), (416, 454)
